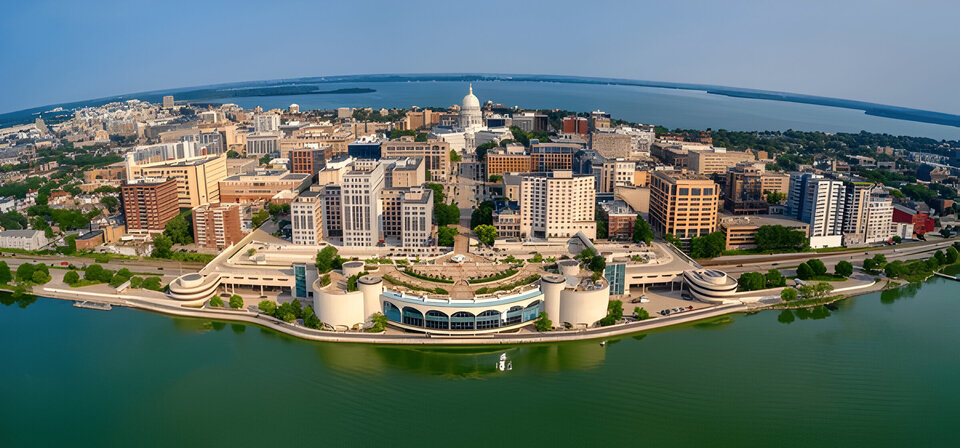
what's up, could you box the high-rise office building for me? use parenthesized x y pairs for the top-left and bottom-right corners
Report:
(520, 171), (596, 239)
(843, 183), (893, 245)
(127, 154), (227, 208)
(401, 187), (434, 247)
(530, 141), (578, 172)
(291, 190), (323, 245)
(289, 146), (326, 177)
(649, 171), (720, 241)
(380, 138), (450, 180)
(340, 161), (385, 246)
(253, 114), (281, 132)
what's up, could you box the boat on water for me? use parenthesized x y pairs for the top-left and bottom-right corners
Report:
(496, 353), (513, 371)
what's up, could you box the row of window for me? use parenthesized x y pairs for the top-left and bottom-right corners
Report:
(384, 301), (542, 331)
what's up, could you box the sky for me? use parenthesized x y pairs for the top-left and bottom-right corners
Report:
(2, 0), (959, 115)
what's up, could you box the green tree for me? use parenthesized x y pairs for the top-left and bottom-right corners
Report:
(534, 312), (552, 331)
(16, 263), (37, 282)
(129, 276), (143, 289)
(946, 246), (959, 264)
(257, 300), (277, 315)
(766, 191), (787, 204)
(369, 312), (388, 332)
(934, 250), (947, 266)
(634, 306), (651, 320)
(796, 262), (814, 280)
(632, 216), (654, 245)
(470, 201), (494, 228)
(437, 226), (458, 247)
(474, 224), (498, 246)
(303, 306), (322, 329)
(0, 260), (11, 284)
(781, 288), (798, 301)
(63, 234), (77, 254)
(229, 294), (244, 309)
(449, 150), (462, 162)
(226, 150), (240, 158)
(0, 210), (27, 230)
(863, 258), (878, 272)
(251, 209), (270, 227)
(663, 233), (682, 249)
(765, 269), (786, 287)
(426, 183), (445, 204)
(689, 231), (726, 258)
(163, 214), (193, 245)
(738, 272), (766, 291)
(315, 246), (341, 273)
(835, 260), (853, 278)
(892, 236), (902, 244)
(31, 270), (51, 284)
(99, 196), (120, 213)
(151, 235), (174, 258)
(435, 203), (461, 226)
(63, 270), (80, 285)
(754, 225), (808, 252)
(210, 296), (225, 307)
(141, 277), (162, 291)
(807, 259), (827, 276)
(488, 174), (503, 183)
(588, 255), (606, 274)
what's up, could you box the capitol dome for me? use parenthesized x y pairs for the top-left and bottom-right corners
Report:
(461, 84), (480, 110)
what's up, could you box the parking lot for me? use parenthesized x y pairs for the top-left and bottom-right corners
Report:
(621, 286), (714, 317)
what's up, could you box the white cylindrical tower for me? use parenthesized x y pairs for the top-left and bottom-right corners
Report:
(540, 274), (566, 326)
(358, 275), (384, 323)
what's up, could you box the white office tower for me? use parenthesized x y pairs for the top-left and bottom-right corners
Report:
(341, 160), (385, 246)
(787, 173), (845, 248)
(253, 114), (281, 132)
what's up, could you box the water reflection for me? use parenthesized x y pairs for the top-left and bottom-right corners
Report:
(307, 339), (613, 378)
(881, 282), (922, 304)
(0, 292), (37, 308)
(776, 306), (833, 323)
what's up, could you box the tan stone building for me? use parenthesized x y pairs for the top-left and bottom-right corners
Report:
(649, 171), (720, 240)
(487, 151), (533, 177)
(128, 154), (227, 208)
(218, 170), (311, 204)
(600, 160), (636, 193)
(591, 132), (633, 159)
(688, 149), (755, 175)
(720, 215), (809, 251)
(380, 138), (451, 180)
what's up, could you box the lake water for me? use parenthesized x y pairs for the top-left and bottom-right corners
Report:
(1, 277), (958, 446)
(225, 80), (960, 140)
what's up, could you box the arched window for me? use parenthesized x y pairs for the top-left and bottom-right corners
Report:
(402, 307), (424, 327)
(425, 310), (449, 330)
(450, 311), (475, 330)
(505, 306), (523, 325)
(476, 310), (501, 330)
(383, 301), (401, 323)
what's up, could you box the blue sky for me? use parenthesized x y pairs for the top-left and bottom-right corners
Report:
(2, 0), (958, 114)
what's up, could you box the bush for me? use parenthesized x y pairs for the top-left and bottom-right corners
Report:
(63, 270), (80, 285)
(781, 288), (798, 301)
(257, 300), (276, 315)
(210, 296), (225, 307)
(141, 277), (162, 291)
(807, 259), (827, 276)
(835, 260), (853, 278)
(229, 294), (244, 309)
(129, 276), (144, 289)
(765, 269), (786, 287)
(634, 307), (650, 320)
(738, 272), (766, 291)
(534, 312), (552, 332)
(796, 262), (814, 280)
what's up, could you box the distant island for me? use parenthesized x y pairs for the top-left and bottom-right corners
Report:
(173, 85), (375, 101)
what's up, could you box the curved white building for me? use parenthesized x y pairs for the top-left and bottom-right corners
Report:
(683, 269), (739, 304)
(310, 272), (610, 335)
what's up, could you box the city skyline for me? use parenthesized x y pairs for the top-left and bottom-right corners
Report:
(2, 0), (959, 115)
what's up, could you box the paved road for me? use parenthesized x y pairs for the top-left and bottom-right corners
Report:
(712, 238), (958, 275)
(0, 252), (203, 276)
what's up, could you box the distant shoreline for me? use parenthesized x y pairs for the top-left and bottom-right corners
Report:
(3, 73), (959, 131)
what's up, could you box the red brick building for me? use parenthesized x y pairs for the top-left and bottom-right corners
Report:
(192, 202), (246, 249)
(288, 147), (326, 177)
(121, 178), (179, 232)
(893, 204), (934, 236)
(562, 116), (588, 135)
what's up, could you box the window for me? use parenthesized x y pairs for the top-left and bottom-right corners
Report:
(450, 312), (475, 330)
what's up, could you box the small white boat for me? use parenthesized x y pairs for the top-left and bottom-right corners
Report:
(497, 353), (508, 371)
(600, 341), (606, 347)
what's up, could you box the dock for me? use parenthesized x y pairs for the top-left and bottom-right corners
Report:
(933, 272), (959, 281)
(73, 301), (113, 311)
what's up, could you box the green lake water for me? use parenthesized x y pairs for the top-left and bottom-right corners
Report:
(1, 277), (958, 447)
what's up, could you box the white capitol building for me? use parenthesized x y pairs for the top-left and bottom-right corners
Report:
(431, 84), (512, 153)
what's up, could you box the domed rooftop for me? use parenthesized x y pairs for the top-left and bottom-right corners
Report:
(461, 84), (480, 110)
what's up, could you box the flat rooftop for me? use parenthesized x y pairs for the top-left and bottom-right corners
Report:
(720, 214), (809, 228)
